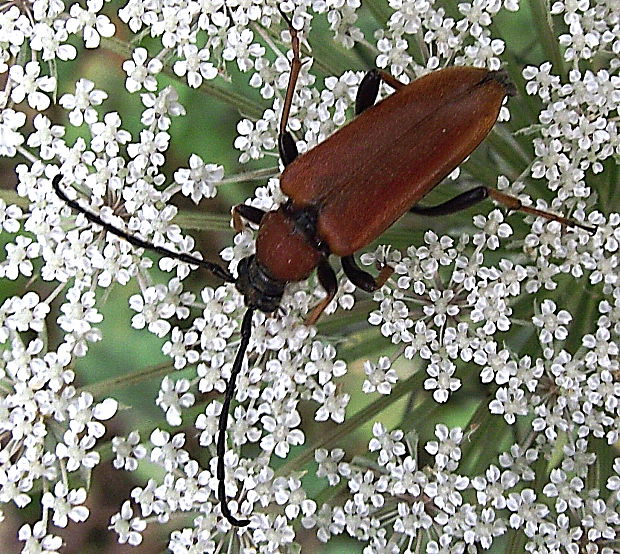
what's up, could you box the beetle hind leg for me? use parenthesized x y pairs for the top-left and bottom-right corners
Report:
(341, 254), (393, 292)
(410, 186), (489, 216)
(486, 189), (594, 233)
(410, 186), (594, 232)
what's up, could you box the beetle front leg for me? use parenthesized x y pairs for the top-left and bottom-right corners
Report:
(306, 258), (338, 325)
(232, 204), (266, 232)
(356, 70), (407, 115)
(341, 254), (393, 292)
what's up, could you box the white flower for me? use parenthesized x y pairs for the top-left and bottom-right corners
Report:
(66, 0), (116, 48)
(112, 431), (147, 471)
(18, 522), (63, 553)
(173, 154), (223, 203)
(109, 501), (146, 545)
(9, 61), (56, 110)
(173, 44), (218, 88)
(41, 482), (90, 528)
(123, 47), (162, 92)
(0, 108), (26, 156)
(532, 299), (572, 344)
(59, 79), (108, 126)
(30, 22), (77, 61)
(362, 356), (398, 395)
(156, 376), (194, 425)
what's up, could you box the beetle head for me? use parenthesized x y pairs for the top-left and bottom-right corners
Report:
(235, 255), (285, 313)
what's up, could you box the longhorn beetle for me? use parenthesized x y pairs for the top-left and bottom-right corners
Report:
(51, 13), (593, 527)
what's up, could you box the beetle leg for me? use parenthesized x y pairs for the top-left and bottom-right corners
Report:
(410, 186), (594, 232)
(279, 131), (299, 167)
(378, 70), (407, 91)
(355, 70), (407, 115)
(410, 186), (489, 216)
(355, 70), (381, 115)
(278, 8), (302, 167)
(306, 258), (338, 325)
(341, 254), (393, 291)
(486, 189), (595, 233)
(232, 204), (266, 231)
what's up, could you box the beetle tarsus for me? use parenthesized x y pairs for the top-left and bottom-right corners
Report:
(375, 263), (394, 288)
(278, 6), (302, 165)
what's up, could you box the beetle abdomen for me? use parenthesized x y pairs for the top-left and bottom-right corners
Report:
(280, 66), (511, 256)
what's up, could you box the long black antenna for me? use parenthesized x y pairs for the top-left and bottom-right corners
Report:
(51, 174), (235, 283)
(217, 307), (254, 526)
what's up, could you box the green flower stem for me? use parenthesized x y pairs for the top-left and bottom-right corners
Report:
(506, 527), (527, 554)
(313, 479), (346, 507)
(218, 166), (279, 184)
(80, 360), (176, 398)
(604, 158), (618, 211)
(363, 0), (393, 28)
(459, 392), (509, 475)
(173, 211), (232, 232)
(528, 0), (566, 79)
(0, 188), (29, 208)
(276, 369), (426, 476)
(487, 126), (531, 174)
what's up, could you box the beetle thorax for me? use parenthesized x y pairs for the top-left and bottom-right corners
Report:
(254, 206), (325, 283)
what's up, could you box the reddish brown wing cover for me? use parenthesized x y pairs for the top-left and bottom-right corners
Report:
(279, 66), (509, 257)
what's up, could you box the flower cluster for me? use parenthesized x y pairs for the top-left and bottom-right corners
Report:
(302, 424), (620, 552)
(0, 0), (618, 552)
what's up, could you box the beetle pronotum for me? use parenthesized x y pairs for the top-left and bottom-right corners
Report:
(51, 13), (593, 527)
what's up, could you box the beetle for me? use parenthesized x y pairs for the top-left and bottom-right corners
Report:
(51, 17), (593, 528)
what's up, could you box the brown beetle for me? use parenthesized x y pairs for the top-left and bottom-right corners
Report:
(52, 19), (592, 527)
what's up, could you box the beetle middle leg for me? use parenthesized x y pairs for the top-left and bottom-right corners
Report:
(341, 254), (394, 292)
(356, 69), (407, 115)
(278, 8), (302, 167)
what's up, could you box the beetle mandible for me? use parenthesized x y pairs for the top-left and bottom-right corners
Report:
(51, 13), (593, 528)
